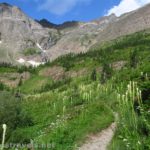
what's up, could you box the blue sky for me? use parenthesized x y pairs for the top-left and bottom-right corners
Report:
(0, 0), (149, 24)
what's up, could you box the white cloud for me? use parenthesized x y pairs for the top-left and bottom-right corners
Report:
(38, 0), (92, 16)
(107, 0), (150, 16)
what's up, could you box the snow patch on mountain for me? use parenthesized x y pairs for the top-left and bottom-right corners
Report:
(17, 58), (45, 67)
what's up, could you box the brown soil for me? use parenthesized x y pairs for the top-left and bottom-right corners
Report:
(79, 122), (116, 150)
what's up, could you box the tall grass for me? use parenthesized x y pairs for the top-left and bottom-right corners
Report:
(8, 81), (115, 149)
(111, 77), (150, 150)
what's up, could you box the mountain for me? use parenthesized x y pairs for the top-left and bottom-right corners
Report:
(37, 19), (79, 30)
(46, 3), (150, 61)
(0, 28), (149, 149)
(0, 2), (150, 65)
(0, 3), (60, 63)
(0, 3), (150, 148)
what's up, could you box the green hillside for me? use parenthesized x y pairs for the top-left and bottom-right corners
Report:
(0, 30), (150, 150)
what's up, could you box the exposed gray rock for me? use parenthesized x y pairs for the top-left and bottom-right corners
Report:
(0, 2), (60, 62)
(0, 2), (150, 63)
(97, 3), (150, 43)
(46, 4), (150, 61)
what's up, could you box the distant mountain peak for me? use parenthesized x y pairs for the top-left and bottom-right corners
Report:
(37, 19), (79, 30)
(0, 2), (12, 6)
(0, 2), (12, 10)
(0, 2), (150, 64)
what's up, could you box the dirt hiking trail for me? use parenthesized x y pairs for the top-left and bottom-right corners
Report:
(78, 122), (116, 150)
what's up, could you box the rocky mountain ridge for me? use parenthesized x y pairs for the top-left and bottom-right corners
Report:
(37, 19), (79, 30)
(0, 2), (60, 64)
(0, 2), (150, 65)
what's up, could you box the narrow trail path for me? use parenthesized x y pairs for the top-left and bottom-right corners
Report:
(79, 122), (117, 150)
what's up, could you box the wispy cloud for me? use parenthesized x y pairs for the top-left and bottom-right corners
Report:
(107, 0), (150, 16)
(36, 0), (92, 16)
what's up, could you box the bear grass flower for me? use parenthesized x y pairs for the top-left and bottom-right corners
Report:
(1, 124), (7, 150)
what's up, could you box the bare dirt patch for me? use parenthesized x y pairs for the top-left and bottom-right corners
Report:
(79, 122), (116, 150)
(39, 66), (65, 80)
(0, 72), (30, 88)
(111, 61), (127, 71)
(40, 66), (91, 80)
(66, 68), (89, 78)
(40, 66), (103, 81)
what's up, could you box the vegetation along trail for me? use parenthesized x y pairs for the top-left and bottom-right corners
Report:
(0, 30), (149, 150)
(79, 122), (116, 150)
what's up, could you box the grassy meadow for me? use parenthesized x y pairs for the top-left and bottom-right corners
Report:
(0, 30), (149, 150)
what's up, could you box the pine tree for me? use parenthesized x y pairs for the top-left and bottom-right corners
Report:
(100, 62), (112, 84)
(0, 82), (4, 91)
(130, 49), (138, 68)
(18, 76), (23, 87)
(91, 68), (97, 81)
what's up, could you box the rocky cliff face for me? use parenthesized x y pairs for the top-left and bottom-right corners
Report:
(46, 4), (150, 61)
(97, 4), (150, 43)
(0, 3), (59, 58)
(0, 2), (150, 64)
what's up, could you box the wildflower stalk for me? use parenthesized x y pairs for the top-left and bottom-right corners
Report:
(1, 124), (7, 150)
(117, 81), (143, 149)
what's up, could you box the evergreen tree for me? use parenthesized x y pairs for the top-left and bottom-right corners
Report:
(0, 82), (4, 91)
(91, 68), (97, 81)
(18, 76), (23, 87)
(100, 62), (112, 84)
(130, 49), (138, 68)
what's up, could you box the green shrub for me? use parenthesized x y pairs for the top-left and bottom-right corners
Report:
(91, 68), (97, 81)
(140, 80), (150, 103)
(100, 62), (113, 84)
(130, 49), (139, 68)
(23, 48), (40, 56)
(0, 91), (33, 141)
(17, 65), (36, 74)
(39, 78), (71, 93)
(0, 82), (5, 90)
